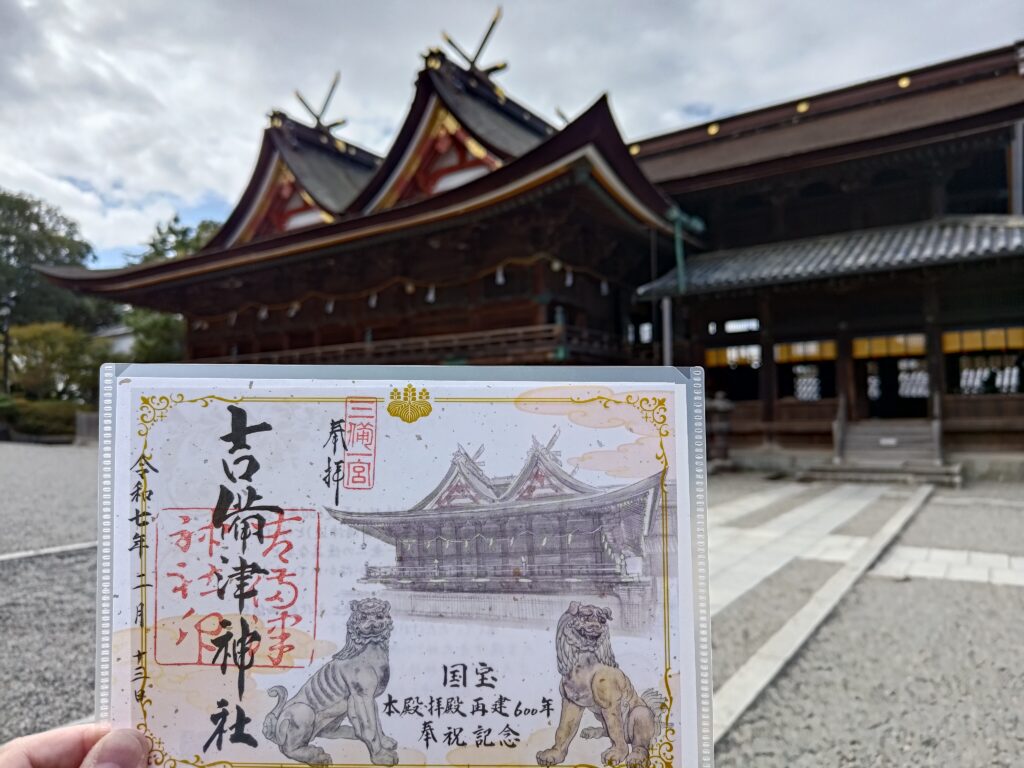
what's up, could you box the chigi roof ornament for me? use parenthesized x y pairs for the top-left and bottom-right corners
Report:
(294, 70), (348, 136)
(441, 6), (508, 82)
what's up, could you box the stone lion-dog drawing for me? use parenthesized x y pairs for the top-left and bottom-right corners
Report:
(263, 597), (398, 766)
(537, 601), (666, 767)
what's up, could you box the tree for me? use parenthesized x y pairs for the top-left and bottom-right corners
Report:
(8, 322), (113, 401)
(124, 309), (184, 363)
(0, 187), (120, 330)
(122, 215), (221, 362)
(128, 214), (221, 265)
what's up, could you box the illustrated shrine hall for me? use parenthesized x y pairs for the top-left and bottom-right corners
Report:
(42, 33), (1024, 476)
(328, 437), (667, 630)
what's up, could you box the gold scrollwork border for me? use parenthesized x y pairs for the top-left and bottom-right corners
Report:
(129, 387), (678, 768)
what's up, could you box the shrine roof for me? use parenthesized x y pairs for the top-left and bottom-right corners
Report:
(637, 215), (1024, 298)
(635, 42), (1024, 191)
(424, 50), (555, 157)
(344, 49), (556, 213)
(271, 115), (381, 213)
(203, 113), (381, 251)
(409, 436), (603, 513)
(326, 471), (661, 529)
(39, 97), (680, 301)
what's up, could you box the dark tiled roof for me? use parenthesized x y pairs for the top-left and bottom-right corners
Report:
(345, 51), (556, 212)
(38, 97), (679, 310)
(270, 115), (380, 214)
(427, 54), (555, 157)
(638, 216), (1024, 298)
(635, 43), (1024, 188)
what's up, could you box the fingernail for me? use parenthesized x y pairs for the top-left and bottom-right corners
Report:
(93, 729), (149, 768)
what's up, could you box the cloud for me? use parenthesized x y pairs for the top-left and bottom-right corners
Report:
(0, 0), (1019, 260)
(515, 385), (675, 479)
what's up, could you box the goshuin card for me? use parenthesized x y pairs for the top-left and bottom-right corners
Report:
(99, 365), (712, 768)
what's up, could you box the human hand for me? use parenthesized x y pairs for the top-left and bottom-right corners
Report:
(0, 724), (148, 768)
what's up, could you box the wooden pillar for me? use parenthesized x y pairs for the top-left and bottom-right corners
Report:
(661, 297), (674, 366)
(557, 515), (568, 569)
(689, 307), (707, 374)
(927, 162), (951, 218)
(923, 280), (945, 419)
(649, 228), (660, 364)
(437, 524), (448, 571)
(412, 524), (423, 570)
(758, 295), (776, 429)
(526, 516), (536, 570)
(1011, 120), (1024, 216)
(473, 522), (484, 576)
(835, 326), (855, 421)
(499, 519), (510, 573)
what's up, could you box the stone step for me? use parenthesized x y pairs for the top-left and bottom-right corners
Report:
(842, 420), (941, 466)
(797, 461), (962, 488)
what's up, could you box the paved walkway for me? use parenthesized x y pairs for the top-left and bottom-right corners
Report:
(710, 482), (1024, 602)
(707, 475), (1024, 764)
(807, 534), (1024, 586)
(710, 482), (889, 614)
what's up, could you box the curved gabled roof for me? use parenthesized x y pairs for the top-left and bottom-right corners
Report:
(425, 52), (555, 158)
(411, 445), (501, 511)
(203, 112), (381, 251)
(38, 96), (682, 308)
(345, 50), (555, 214)
(498, 438), (601, 502)
(273, 116), (381, 213)
(327, 471), (662, 529)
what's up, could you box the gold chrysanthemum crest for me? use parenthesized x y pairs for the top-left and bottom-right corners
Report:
(386, 383), (432, 424)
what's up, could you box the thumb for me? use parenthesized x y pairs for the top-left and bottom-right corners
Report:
(79, 730), (148, 768)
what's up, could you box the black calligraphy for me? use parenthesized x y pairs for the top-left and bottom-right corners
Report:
(394, 664), (535, 752)
(204, 404), (279, 751)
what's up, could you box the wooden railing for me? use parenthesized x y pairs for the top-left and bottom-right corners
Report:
(195, 324), (628, 365)
(365, 562), (641, 583)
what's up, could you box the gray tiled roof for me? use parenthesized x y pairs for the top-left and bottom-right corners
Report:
(637, 216), (1024, 298)
(272, 117), (380, 215)
(428, 61), (555, 158)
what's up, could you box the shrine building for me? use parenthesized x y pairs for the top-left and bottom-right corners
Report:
(41, 32), (1024, 477)
(635, 42), (1024, 480)
(41, 35), (698, 367)
(328, 437), (667, 630)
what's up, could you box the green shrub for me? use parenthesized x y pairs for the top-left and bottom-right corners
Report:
(3, 397), (80, 435)
(8, 322), (111, 402)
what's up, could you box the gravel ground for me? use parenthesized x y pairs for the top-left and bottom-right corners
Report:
(712, 559), (840, 690)
(0, 443), (97, 554)
(730, 482), (830, 529)
(715, 577), (1024, 768)
(933, 481), (1024, 503)
(899, 494), (1024, 556)
(0, 550), (96, 742)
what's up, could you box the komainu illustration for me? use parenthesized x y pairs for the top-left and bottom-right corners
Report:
(263, 597), (398, 766)
(537, 602), (665, 768)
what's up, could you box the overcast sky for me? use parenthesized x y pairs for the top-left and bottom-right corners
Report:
(2, 0), (1022, 268)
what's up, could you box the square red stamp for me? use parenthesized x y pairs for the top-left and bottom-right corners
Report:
(343, 397), (377, 490)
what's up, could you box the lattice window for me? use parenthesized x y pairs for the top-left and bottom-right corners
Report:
(958, 354), (1022, 395)
(793, 364), (821, 401)
(897, 358), (929, 398)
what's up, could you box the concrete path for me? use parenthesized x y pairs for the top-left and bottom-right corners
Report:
(710, 483), (889, 614)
